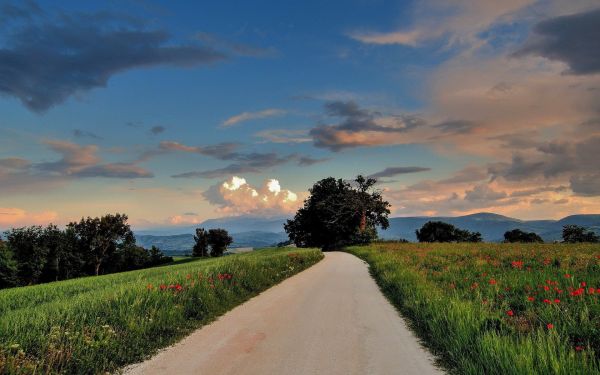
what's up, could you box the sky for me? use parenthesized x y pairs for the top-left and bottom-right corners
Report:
(1, 0), (599, 229)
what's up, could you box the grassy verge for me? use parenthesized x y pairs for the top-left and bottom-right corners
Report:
(346, 243), (600, 375)
(0, 248), (323, 374)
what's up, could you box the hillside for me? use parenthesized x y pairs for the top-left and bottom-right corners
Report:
(134, 213), (600, 249)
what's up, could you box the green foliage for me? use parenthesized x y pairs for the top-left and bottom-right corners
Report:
(0, 248), (323, 374)
(416, 221), (482, 243)
(192, 228), (209, 257)
(1, 214), (173, 290)
(207, 229), (233, 257)
(0, 240), (17, 288)
(562, 225), (599, 243)
(504, 229), (544, 243)
(347, 242), (600, 374)
(285, 175), (390, 250)
(68, 213), (134, 275)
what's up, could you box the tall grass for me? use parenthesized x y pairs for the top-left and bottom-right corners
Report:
(0, 248), (323, 374)
(347, 243), (600, 375)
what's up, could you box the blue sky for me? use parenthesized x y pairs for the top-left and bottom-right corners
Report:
(1, 0), (599, 228)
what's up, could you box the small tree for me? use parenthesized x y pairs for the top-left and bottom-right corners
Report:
(562, 225), (599, 243)
(504, 229), (543, 243)
(192, 228), (209, 257)
(416, 221), (482, 243)
(207, 229), (233, 257)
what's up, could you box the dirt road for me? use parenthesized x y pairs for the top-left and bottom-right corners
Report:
(125, 252), (444, 375)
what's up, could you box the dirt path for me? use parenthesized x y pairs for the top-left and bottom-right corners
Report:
(125, 252), (444, 375)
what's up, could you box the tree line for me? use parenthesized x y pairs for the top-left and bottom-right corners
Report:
(283, 175), (600, 249)
(0, 213), (172, 289)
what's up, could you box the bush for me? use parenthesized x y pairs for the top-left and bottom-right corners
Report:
(562, 225), (599, 243)
(416, 221), (482, 243)
(207, 229), (233, 257)
(503, 229), (544, 243)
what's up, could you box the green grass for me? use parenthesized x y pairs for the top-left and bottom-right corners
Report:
(0, 248), (323, 374)
(346, 243), (600, 375)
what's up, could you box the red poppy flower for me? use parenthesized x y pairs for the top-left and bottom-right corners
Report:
(580, 281), (586, 287)
(575, 346), (584, 352)
(546, 323), (554, 329)
(506, 310), (514, 317)
(489, 279), (497, 285)
(553, 299), (560, 304)
(527, 296), (535, 302)
(543, 298), (551, 304)
(564, 274), (571, 278)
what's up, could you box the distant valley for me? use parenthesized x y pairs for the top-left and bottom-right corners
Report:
(134, 213), (600, 254)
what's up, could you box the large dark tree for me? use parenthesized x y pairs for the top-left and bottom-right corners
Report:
(192, 228), (209, 257)
(4, 226), (48, 285)
(285, 175), (391, 250)
(416, 221), (482, 243)
(207, 229), (233, 257)
(68, 213), (135, 275)
(562, 225), (599, 243)
(503, 229), (543, 243)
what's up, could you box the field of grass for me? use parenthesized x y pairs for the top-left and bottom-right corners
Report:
(347, 243), (600, 375)
(0, 248), (323, 374)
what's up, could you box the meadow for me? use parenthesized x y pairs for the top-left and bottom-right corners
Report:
(0, 248), (323, 374)
(347, 242), (600, 374)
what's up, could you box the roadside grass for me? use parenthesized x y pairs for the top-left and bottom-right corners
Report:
(346, 243), (600, 375)
(0, 248), (323, 374)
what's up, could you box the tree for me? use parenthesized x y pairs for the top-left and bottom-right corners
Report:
(285, 175), (390, 250)
(192, 228), (209, 257)
(4, 226), (48, 285)
(207, 229), (233, 257)
(149, 246), (172, 265)
(562, 225), (599, 243)
(416, 221), (482, 243)
(503, 229), (543, 243)
(0, 239), (17, 288)
(68, 213), (135, 275)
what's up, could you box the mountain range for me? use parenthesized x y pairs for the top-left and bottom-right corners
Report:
(134, 213), (600, 254)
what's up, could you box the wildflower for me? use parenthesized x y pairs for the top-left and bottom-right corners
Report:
(589, 288), (596, 294)
(511, 261), (524, 269)
(543, 285), (550, 291)
(546, 323), (554, 330)
(580, 281), (586, 287)
(564, 274), (571, 278)
(146, 283), (154, 290)
(489, 279), (497, 285)
(175, 284), (183, 291)
(575, 346), (584, 352)
(506, 310), (514, 317)
(527, 296), (535, 302)
(553, 299), (560, 304)
(543, 299), (552, 304)
(160, 284), (167, 290)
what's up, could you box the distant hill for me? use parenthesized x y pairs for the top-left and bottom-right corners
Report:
(381, 213), (600, 242)
(135, 231), (288, 255)
(133, 213), (600, 251)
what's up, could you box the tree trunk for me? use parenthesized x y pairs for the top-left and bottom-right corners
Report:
(94, 261), (101, 276)
(359, 209), (367, 232)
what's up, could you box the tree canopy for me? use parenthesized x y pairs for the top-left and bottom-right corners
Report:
(285, 175), (390, 250)
(503, 229), (543, 243)
(562, 225), (599, 243)
(416, 221), (482, 243)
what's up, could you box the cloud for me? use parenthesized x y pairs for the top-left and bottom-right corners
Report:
(202, 176), (302, 215)
(0, 157), (30, 169)
(297, 156), (329, 166)
(0, 207), (58, 228)
(194, 32), (273, 57)
(141, 141), (240, 161)
(514, 8), (600, 75)
(0, 6), (227, 112)
(569, 174), (600, 196)
(172, 152), (296, 179)
(368, 166), (431, 179)
(255, 129), (311, 143)
(349, 30), (421, 46)
(35, 140), (153, 178)
(73, 129), (102, 140)
(464, 184), (507, 202)
(221, 109), (286, 127)
(150, 126), (166, 135)
(310, 101), (425, 151)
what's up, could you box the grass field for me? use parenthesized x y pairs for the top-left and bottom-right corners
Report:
(347, 243), (600, 375)
(0, 248), (323, 374)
